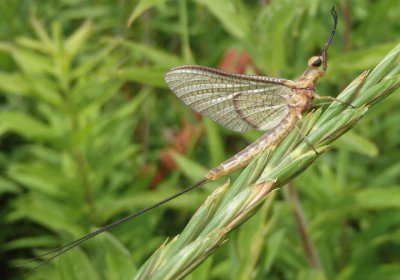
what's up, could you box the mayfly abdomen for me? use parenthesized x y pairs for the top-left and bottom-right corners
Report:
(205, 108), (300, 181)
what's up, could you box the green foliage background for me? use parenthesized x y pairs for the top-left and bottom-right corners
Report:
(0, 0), (399, 279)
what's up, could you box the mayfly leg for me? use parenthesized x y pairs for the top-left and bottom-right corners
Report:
(294, 125), (319, 154)
(314, 94), (355, 108)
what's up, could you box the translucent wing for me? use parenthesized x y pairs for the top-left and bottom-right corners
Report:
(164, 65), (292, 132)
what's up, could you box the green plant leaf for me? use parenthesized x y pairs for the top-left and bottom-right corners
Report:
(127, 0), (168, 26)
(110, 66), (167, 87)
(65, 21), (93, 56)
(0, 111), (54, 140)
(193, 0), (250, 39)
(171, 152), (208, 182)
(332, 130), (379, 157)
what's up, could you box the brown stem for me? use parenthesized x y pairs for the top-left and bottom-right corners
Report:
(285, 182), (324, 273)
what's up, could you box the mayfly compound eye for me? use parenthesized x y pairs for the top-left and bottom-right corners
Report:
(312, 57), (322, 67)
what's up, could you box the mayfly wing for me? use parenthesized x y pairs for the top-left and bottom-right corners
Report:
(164, 65), (294, 132)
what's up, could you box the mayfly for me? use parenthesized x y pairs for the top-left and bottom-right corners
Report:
(25, 6), (345, 273)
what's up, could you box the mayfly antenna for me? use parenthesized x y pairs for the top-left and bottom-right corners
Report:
(21, 178), (208, 275)
(322, 5), (338, 72)
(317, 6), (353, 109)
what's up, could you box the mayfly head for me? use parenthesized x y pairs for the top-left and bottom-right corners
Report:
(308, 56), (322, 68)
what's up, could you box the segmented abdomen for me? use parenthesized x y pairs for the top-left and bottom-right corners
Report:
(205, 108), (300, 181)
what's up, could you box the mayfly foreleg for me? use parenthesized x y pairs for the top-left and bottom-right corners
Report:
(313, 93), (355, 108)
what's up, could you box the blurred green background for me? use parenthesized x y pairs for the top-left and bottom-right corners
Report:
(1, 0), (400, 279)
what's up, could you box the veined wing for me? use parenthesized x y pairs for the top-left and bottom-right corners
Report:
(164, 65), (293, 132)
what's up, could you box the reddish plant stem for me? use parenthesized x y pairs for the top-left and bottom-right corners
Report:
(285, 182), (324, 274)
